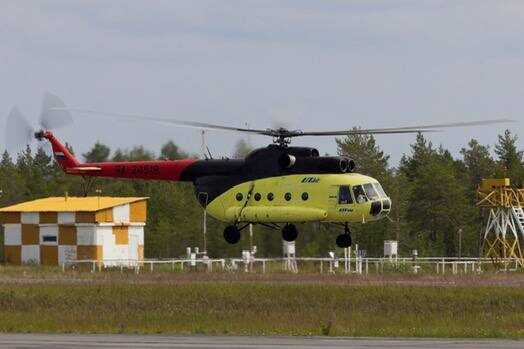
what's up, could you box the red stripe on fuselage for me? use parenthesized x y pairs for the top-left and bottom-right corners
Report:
(71, 159), (198, 181)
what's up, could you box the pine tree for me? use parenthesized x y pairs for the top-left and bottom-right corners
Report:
(336, 130), (390, 181)
(494, 130), (524, 186)
(83, 142), (111, 162)
(160, 141), (188, 160)
(460, 139), (495, 187)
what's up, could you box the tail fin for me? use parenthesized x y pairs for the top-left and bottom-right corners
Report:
(37, 131), (79, 170)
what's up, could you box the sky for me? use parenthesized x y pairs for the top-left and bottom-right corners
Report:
(1, 1), (523, 165)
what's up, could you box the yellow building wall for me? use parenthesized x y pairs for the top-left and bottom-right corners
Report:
(77, 245), (103, 260)
(21, 225), (39, 245)
(4, 246), (21, 265)
(40, 246), (58, 266)
(113, 226), (129, 245)
(40, 212), (58, 224)
(130, 201), (147, 222)
(58, 225), (77, 245)
(0, 212), (21, 224)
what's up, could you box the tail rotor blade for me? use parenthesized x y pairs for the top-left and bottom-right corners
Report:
(40, 92), (73, 130)
(6, 106), (35, 154)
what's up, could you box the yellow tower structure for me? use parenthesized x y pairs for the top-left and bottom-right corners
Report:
(477, 178), (524, 268)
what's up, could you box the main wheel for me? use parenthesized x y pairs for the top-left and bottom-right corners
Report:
(223, 225), (241, 244)
(336, 233), (352, 248)
(282, 224), (299, 242)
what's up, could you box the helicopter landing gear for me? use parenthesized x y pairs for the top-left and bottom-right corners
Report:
(223, 225), (241, 244)
(282, 224), (299, 242)
(336, 224), (352, 248)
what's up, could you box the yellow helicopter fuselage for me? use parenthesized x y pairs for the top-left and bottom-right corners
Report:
(206, 173), (391, 224)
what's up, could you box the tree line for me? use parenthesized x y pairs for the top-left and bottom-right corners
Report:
(0, 131), (523, 259)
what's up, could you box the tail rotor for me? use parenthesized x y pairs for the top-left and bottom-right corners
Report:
(6, 106), (35, 154)
(40, 92), (73, 130)
(4, 92), (73, 154)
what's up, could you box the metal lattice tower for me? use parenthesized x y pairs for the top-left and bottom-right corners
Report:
(477, 178), (524, 268)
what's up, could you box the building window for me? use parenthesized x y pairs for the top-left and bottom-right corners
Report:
(236, 193), (243, 201)
(267, 193), (274, 201)
(254, 193), (262, 201)
(301, 192), (309, 201)
(284, 193), (292, 201)
(43, 235), (57, 242)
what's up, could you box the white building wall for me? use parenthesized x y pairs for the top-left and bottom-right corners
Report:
(112, 204), (130, 224)
(4, 224), (21, 245)
(57, 212), (75, 224)
(129, 226), (144, 245)
(21, 245), (40, 264)
(101, 226), (117, 264)
(21, 212), (39, 224)
(77, 225), (104, 245)
(128, 226), (144, 261)
(39, 225), (59, 245)
(58, 245), (77, 265)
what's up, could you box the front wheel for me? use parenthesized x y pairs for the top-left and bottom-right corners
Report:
(336, 233), (352, 248)
(282, 224), (299, 242)
(223, 225), (241, 244)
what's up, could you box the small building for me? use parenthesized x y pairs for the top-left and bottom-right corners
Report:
(0, 196), (147, 266)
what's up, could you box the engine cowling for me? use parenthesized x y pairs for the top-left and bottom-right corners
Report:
(278, 153), (356, 173)
(278, 154), (296, 169)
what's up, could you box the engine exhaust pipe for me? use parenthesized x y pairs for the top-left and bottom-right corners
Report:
(278, 154), (296, 169)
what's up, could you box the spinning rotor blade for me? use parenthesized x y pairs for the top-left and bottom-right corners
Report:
(53, 103), (515, 141)
(40, 92), (73, 130)
(51, 108), (272, 136)
(297, 119), (516, 137)
(6, 106), (35, 153)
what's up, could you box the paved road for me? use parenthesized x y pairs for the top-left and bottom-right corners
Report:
(0, 335), (522, 349)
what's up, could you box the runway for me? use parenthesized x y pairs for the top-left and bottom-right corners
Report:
(0, 334), (521, 349)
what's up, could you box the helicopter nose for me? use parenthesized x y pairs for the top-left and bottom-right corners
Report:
(370, 201), (382, 216)
(370, 198), (392, 217)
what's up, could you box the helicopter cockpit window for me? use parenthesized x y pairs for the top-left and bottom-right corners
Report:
(373, 182), (387, 198)
(338, 186), (353, 204)
(363, 183), (380, 200)
(352, 185), (368, 203)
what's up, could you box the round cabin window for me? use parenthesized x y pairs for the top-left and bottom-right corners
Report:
(284, 192), (292, 201)
(236, 193), (243, 201)
(267, 193), (274, 201)
(254, 193), (262, 201)
(301, 192), (309, 201)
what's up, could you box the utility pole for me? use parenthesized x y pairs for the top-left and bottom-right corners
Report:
(458, 228), (462, 260)
(249, 223), (253, 252)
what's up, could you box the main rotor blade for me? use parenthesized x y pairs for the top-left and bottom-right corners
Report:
(296, 118), (516, 137)
(40, 92), (73, 130)
(52, 108), (272, 136)
(53, 105), (516, 140)
(6, 106), (35, 154)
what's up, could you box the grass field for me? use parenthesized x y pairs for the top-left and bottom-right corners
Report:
(0, 268), (523, 338)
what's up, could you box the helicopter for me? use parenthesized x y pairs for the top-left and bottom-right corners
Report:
(5, 93), (514, 248)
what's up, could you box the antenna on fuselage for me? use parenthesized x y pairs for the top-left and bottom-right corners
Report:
(200, 130), (213, 160)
